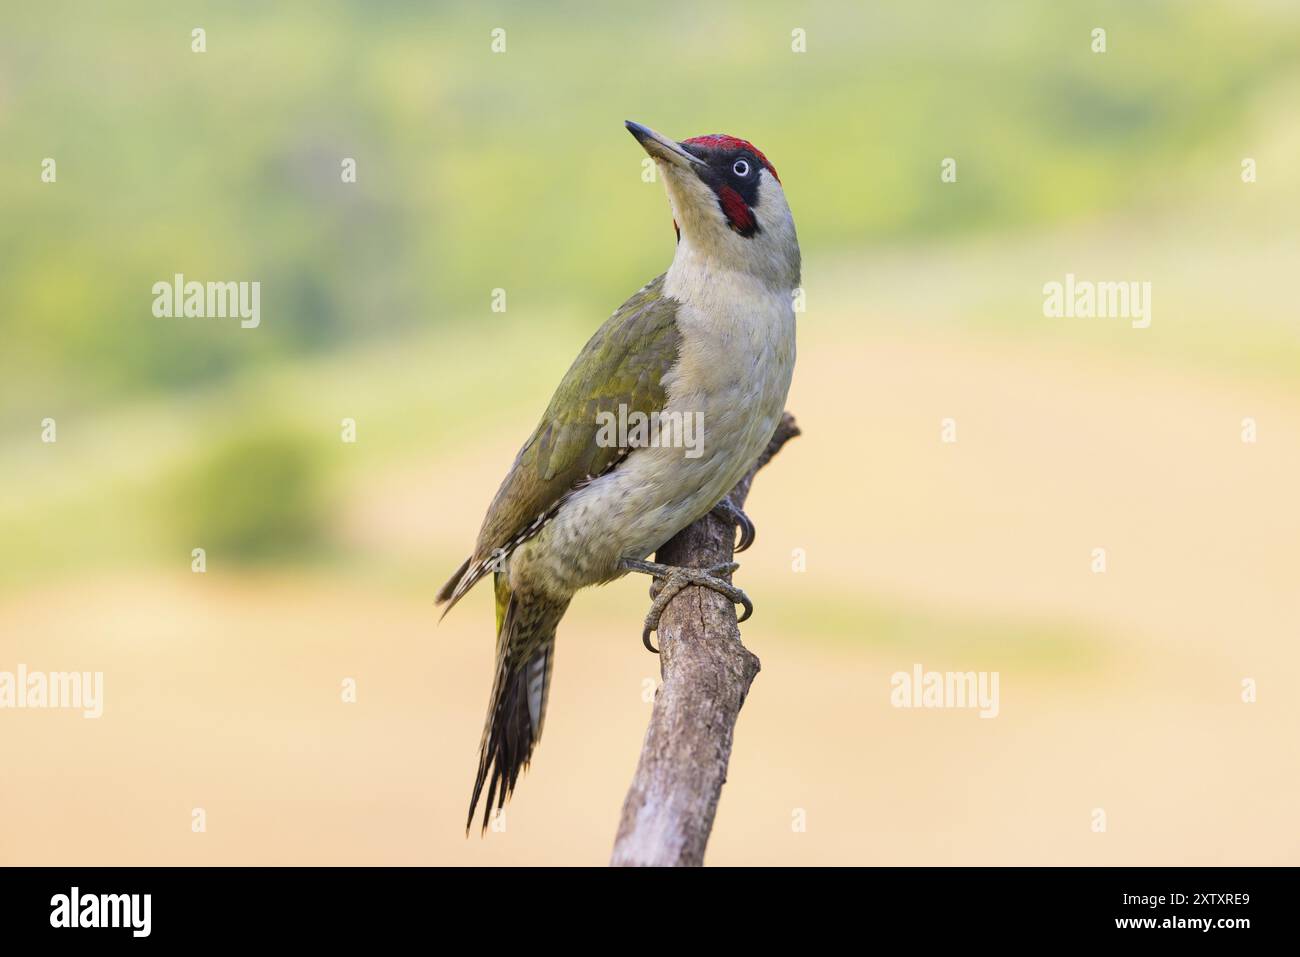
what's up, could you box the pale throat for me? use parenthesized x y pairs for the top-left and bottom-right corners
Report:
(664, 227), (797, 303)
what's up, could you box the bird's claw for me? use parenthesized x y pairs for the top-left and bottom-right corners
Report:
(710, 498), (755, 552)
(620, 558), (752, 654)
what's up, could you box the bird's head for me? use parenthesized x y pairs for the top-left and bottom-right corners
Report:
(626, 120), (799, 289)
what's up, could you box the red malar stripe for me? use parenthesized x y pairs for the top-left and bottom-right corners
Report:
(717, 185), (757, 234)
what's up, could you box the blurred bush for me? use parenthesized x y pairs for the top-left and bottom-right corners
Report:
(172, 427), (328, 562)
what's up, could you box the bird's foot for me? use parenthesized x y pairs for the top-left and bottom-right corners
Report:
(618, 558), (753, 654)
(710, 497), (755, 552)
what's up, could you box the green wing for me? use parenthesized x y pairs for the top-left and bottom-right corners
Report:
(437, 274), (681, 609)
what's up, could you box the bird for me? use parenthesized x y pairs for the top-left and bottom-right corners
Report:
(437, 120), (800, 832)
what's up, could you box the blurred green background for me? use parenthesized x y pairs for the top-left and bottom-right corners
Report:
(2, 1), (1298, 865)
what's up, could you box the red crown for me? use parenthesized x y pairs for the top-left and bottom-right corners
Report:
(681, 134), (780, 183)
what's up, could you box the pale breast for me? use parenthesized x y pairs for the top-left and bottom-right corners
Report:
(509, 272), (795, 598)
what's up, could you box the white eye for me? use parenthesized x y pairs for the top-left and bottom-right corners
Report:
(732, 159), (750, 177)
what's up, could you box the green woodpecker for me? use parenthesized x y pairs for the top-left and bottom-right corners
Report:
(437, 121), (799, 831)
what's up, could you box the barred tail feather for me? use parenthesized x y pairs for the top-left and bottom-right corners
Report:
(467, 575), (568, 833)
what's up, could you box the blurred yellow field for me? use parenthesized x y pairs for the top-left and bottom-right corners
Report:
(3, 301), (1297, 864)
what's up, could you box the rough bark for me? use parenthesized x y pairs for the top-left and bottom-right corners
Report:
(610, 412), (800, 867)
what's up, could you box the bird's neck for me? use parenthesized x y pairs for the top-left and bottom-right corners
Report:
(665, 234), (800, 304)
(664, 240), (797, 330)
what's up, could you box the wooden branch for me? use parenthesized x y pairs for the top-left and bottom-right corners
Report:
(610, 412), (800, 867)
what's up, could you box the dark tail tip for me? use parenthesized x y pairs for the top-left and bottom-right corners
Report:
(467, 663), (537, 834)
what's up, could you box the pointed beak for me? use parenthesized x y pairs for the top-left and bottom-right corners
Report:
(625, 120), (706, 171)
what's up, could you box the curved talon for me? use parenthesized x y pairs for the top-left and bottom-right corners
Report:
(620, 557), (754, 656)
(733, 510), (755, 552)
(711, 499), (756, 553)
